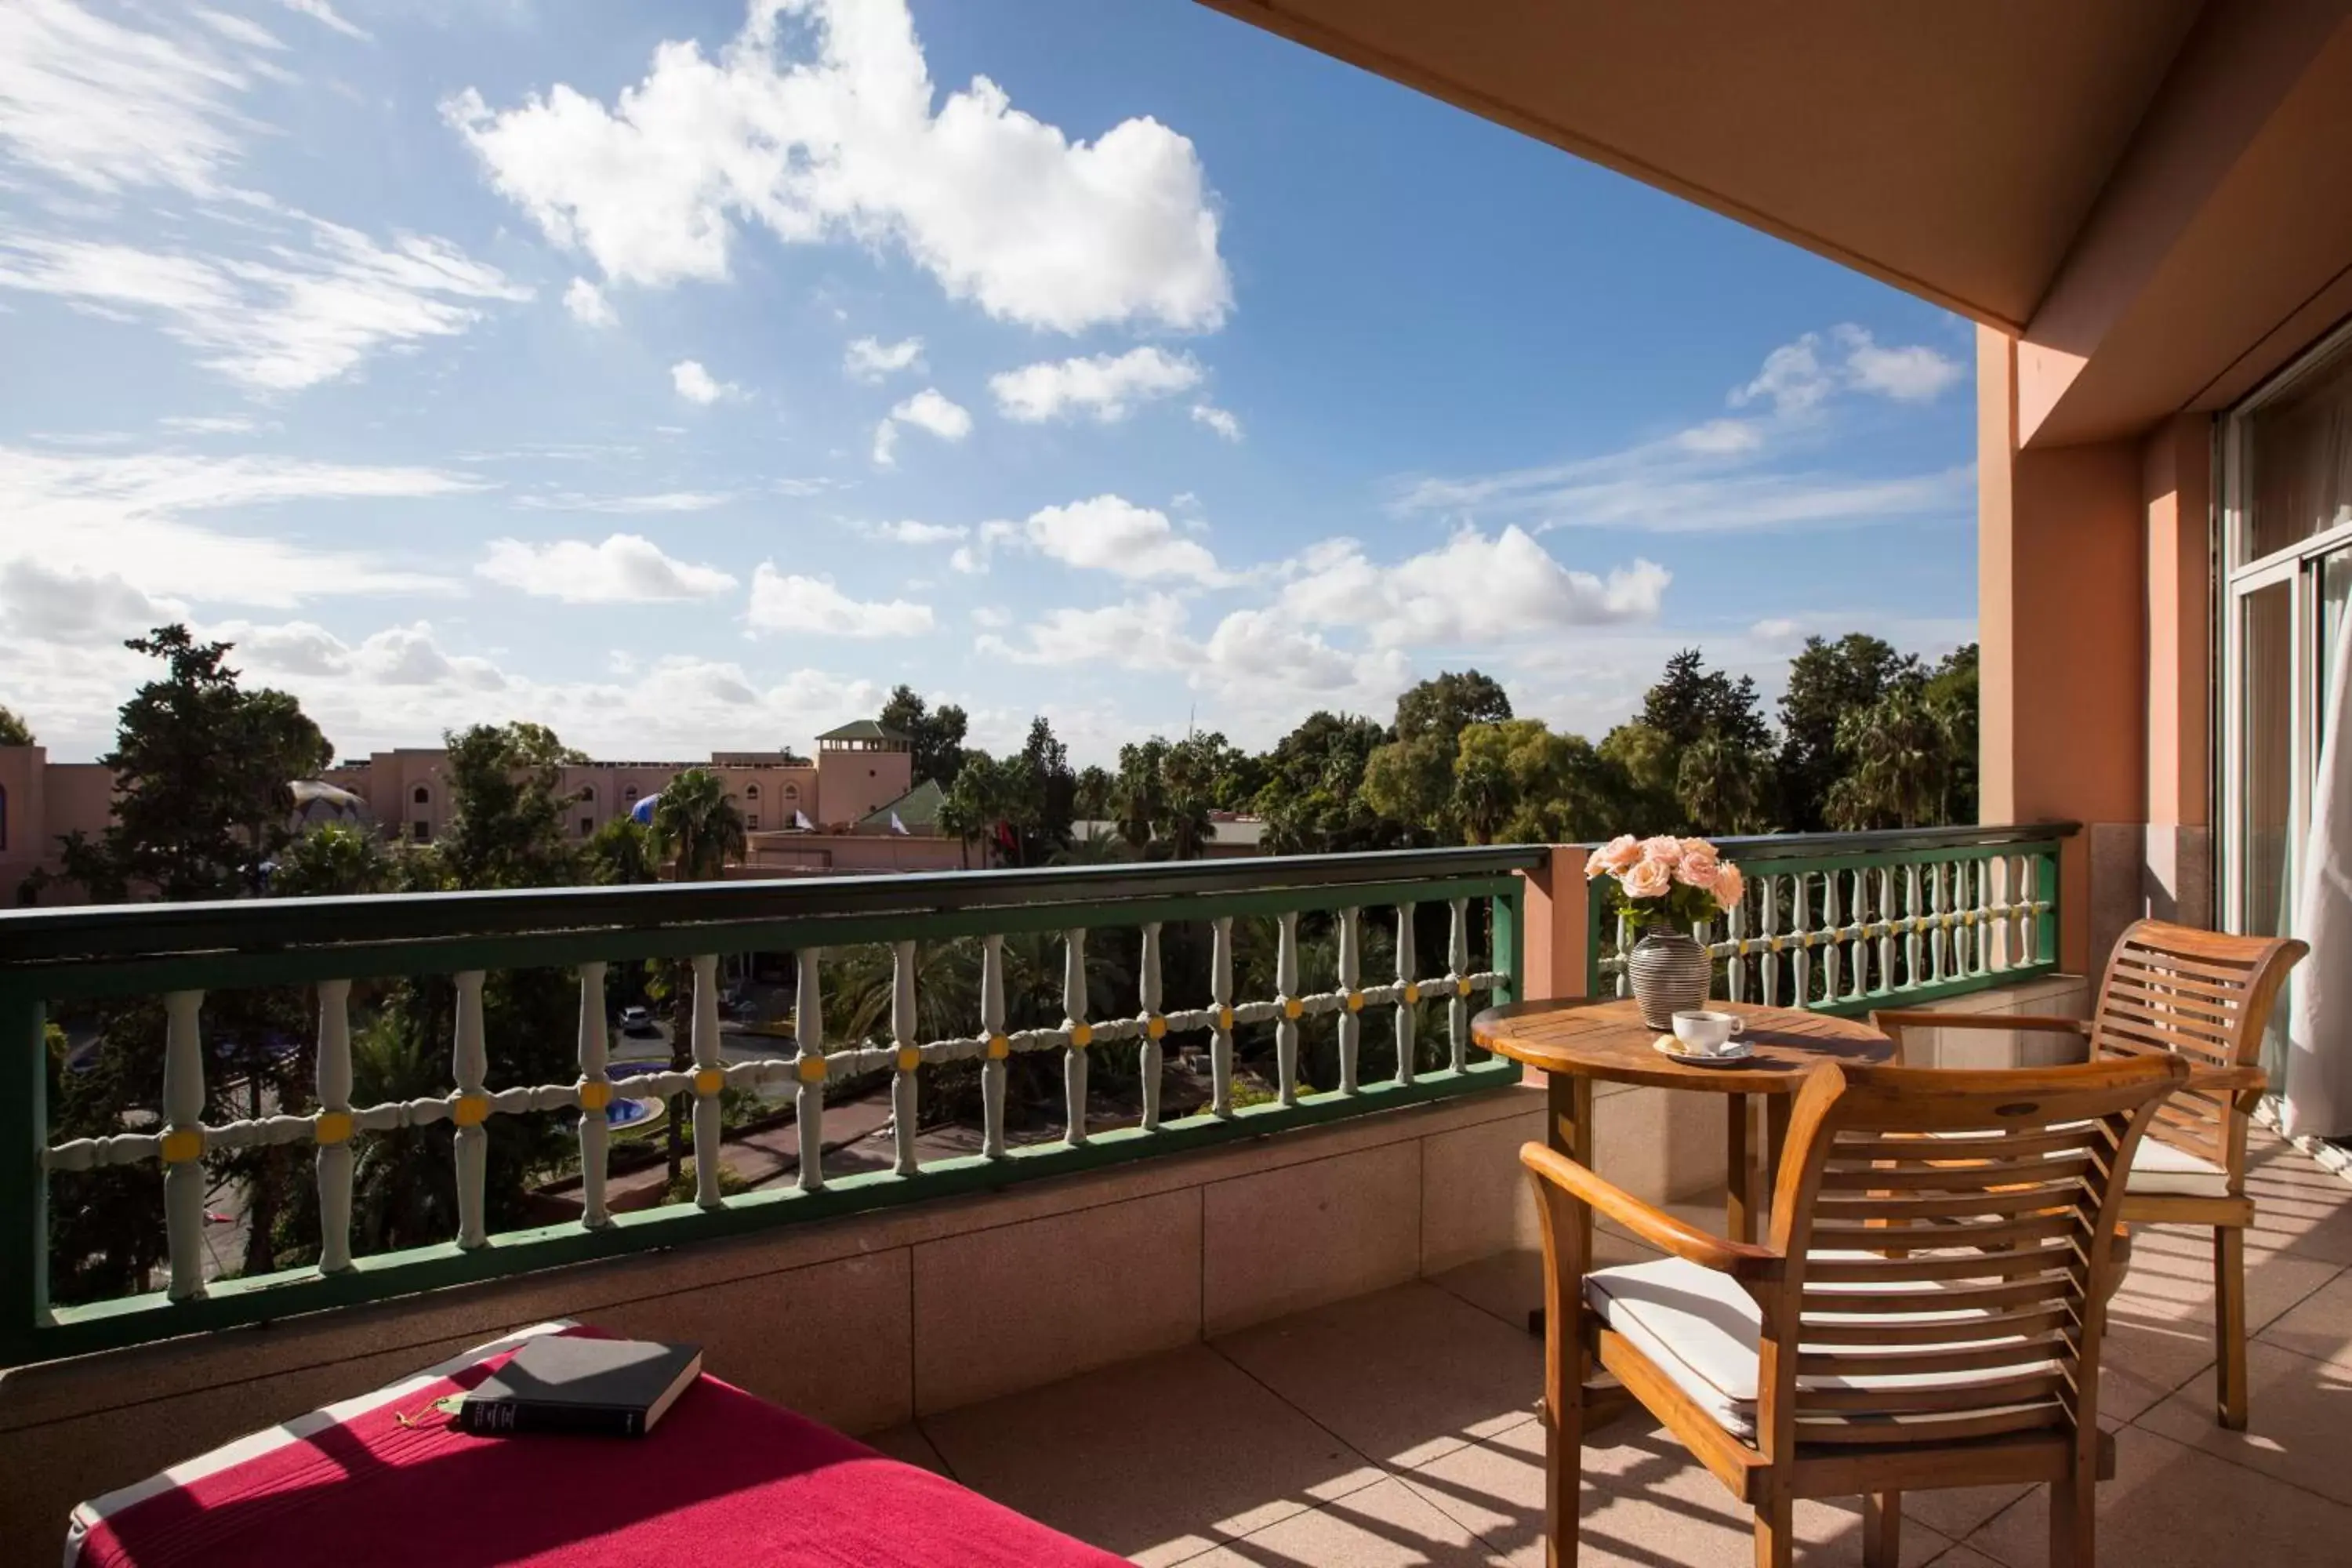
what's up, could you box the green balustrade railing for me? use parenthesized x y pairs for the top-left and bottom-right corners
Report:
(0, 847), (1540, 1366)
(1585, 824), (2076, 1016)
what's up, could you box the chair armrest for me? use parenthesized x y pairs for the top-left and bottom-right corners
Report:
(1521, 1143), (1782, 1283)
(2185, 1062), (2268, 1108)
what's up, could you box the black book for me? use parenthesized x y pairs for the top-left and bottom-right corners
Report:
(453, 1338), (702, 1439)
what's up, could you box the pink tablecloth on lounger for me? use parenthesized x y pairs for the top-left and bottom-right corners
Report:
(68, 1323), (1123, 1568)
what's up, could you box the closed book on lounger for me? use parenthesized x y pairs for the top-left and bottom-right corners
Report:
(455, 1337), (702, 1438)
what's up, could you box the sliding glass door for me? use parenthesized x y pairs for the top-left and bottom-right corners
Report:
(2220, 327), (2352, 1084)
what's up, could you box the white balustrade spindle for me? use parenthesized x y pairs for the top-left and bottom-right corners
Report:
(1448, 897), (1471, 1073)
(1822, 869), (1843, 1003)
(1877, 866), (1897, 995)
(1063, 929), (1091, 1147)
(1726, 895), (1747, 1004)
(1904, 864), (1925, 992)
(1138, 922), (1164, 1131)
(890, 942), (919, 1177)
(1275, 909), (1301, 1106)
(1791, 873), (1813, 1007)
(162, 989), (207, 1301)
(453, 970), (488, 1249)
(315, 978), (355, 1271)
(794, 948), (826, 1192)
(691, 954), (724, 1207)
(1337, 906), (1362, 1094)
(981, 934), (1009, 1156)
(1394, 904), (1419, 1084)
(574, 964), (612, 1230)
(1210, 917), (1236, 1116)
(1760, 877), (1780, 1007)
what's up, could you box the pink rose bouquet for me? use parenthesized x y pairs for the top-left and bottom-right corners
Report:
(1584, 833), (1744, 926)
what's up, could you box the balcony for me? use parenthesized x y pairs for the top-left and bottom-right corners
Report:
(5, 831), (2349, 1563)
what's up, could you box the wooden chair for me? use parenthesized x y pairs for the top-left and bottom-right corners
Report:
(1523, 1054), (2186, 1568)
(1874, 918), (2307, 1428)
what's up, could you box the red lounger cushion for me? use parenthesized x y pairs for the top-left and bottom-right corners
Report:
(68, 1322), (1123, 1567)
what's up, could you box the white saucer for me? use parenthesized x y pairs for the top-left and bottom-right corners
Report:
(1652, 1035), (1754, 1067)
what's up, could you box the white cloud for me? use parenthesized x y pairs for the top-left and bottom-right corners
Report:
(195, 10), (286, 52)
(844, 335), (924, 381)
(1675, 418), (1760, 455)
(671, 358), (734, 404)
(445, 0), (1229, 332)
(514, 490), (731, 514)
(1190, 403), (1243, 441)
(0, 0), (251, 196)
(476, 533), (737, 603)
(1840, 326), (1964, 401)
(872, 387), (970, 466)
(1019, 494), (1224, 584)
(746, 564), (932, 637)
(275, 1), (369, 42)
(1281, 526), (1667, 647)
(0, 558), (185, 644)
(1732, 335), (1837, 418)
(989, 346), (1201, 423)
(0, 224), (532, 393)
(160, 414), (272, 435)
(564, 276), (616, 325)
(0, 443), (478, 608)
(858, 519), (965, 544)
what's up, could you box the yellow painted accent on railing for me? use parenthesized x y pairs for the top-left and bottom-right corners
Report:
(1456, 977), (1473, 997)
(575, 1081), (612, 1112)
(695, 1068), (725, 1096)
(1145, 1015), (1167, 1040)
(1281, 996), (1304, 1021)
(159, 1129), (205, 1164)
(1068, 1022), (1094, 1050)
(451, 1095), (492, 1127)
(895, 1047), (921, 1073)
(1345, 992), (1364, 1013)
(1216, 1005), (1235, 1032)
(1403, 982), (1421, 1005)
(796, 1054), (829, 1084)
(312, 1111), (354, 1146)
(985, 1034), (1011, 1061)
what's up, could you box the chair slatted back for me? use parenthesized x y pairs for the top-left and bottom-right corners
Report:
(1759, 1057), (2186, 1457)
(2086, 920), (2302, 1171)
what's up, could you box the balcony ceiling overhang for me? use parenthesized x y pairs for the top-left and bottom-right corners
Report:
(1198, 0), (2352, 447)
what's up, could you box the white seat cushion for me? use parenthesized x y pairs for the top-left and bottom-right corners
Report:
(2128, 1136), (2231, 1197)
(1584, 1256), (2063, 1443)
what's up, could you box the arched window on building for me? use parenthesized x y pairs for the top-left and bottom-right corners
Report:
(412, 785), (430, 806)
(622, 785), (641, 804)
(782, 784), (800, 802)
(745, 782), (761, 800)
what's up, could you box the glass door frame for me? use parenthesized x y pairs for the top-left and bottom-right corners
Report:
(2218, 318), (2352, 941)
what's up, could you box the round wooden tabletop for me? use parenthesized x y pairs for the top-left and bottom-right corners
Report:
(1472, 996), (1894, 1094)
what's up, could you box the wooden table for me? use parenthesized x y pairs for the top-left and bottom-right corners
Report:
(1471, 996), (1896, 1243)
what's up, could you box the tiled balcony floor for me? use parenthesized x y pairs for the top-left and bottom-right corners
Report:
(865, 1127), (2352, 1566)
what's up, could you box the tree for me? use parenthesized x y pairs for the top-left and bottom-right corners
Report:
(586, 816), (659, 886)
(268, 822), (400, 898)
(1359, 735), (1454, 841)
(439, 723), (582, 891)
(1676, 731), (1777, 835)
(878, 685), (970, 790)
(1925, 643), (1980, 824)
(0, 702), (31, 746)
(49, 626), (331, 902)
(1073, 764), (1115, 822)
(1394, 670), (1512, 751)
(1777, 634), (1907, 830)
(1641, 648), (1772, 754)
(1824, 674), (1955, 830)
(651, 767), (748, 881)
(1005, 717), (1076, 865)
(1596, 721), (1679, 834)
(1254, 711), (1400, 855)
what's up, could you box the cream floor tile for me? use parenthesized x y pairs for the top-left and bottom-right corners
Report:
(1963, 1424), (2352, 1567)
(1428, 1248), (1547, 1331)
(921, 1344), (1384, 1567)
(859, 1420), (950, 1475)
(2132, 1336), (2352, 1507)
(2252, 1261), (2352, 1369)
(1213, 1281), (1543, 1467)
(1178, 1477), (1512, 1567)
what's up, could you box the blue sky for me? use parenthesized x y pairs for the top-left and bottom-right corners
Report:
(0, 0), (1976, 765)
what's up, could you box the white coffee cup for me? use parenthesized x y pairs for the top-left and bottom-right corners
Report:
(1671, 1010), (1746, 1055)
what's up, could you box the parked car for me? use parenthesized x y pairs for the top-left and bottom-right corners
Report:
(618, 1005), (659, 1036)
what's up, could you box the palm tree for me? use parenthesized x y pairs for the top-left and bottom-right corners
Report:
(1825, 680), (1954, 829)
(647, 768), (746, 1186)
(1676, 731), (1776, 835)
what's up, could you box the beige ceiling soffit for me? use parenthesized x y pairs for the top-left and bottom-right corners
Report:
(1197, 0), (2029, 332)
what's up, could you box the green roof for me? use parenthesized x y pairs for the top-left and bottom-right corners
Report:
(816, 719), (912, 743)
(858, 778), (945, 832)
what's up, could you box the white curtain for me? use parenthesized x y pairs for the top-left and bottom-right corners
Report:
(2285, 600), (2352, 1138)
